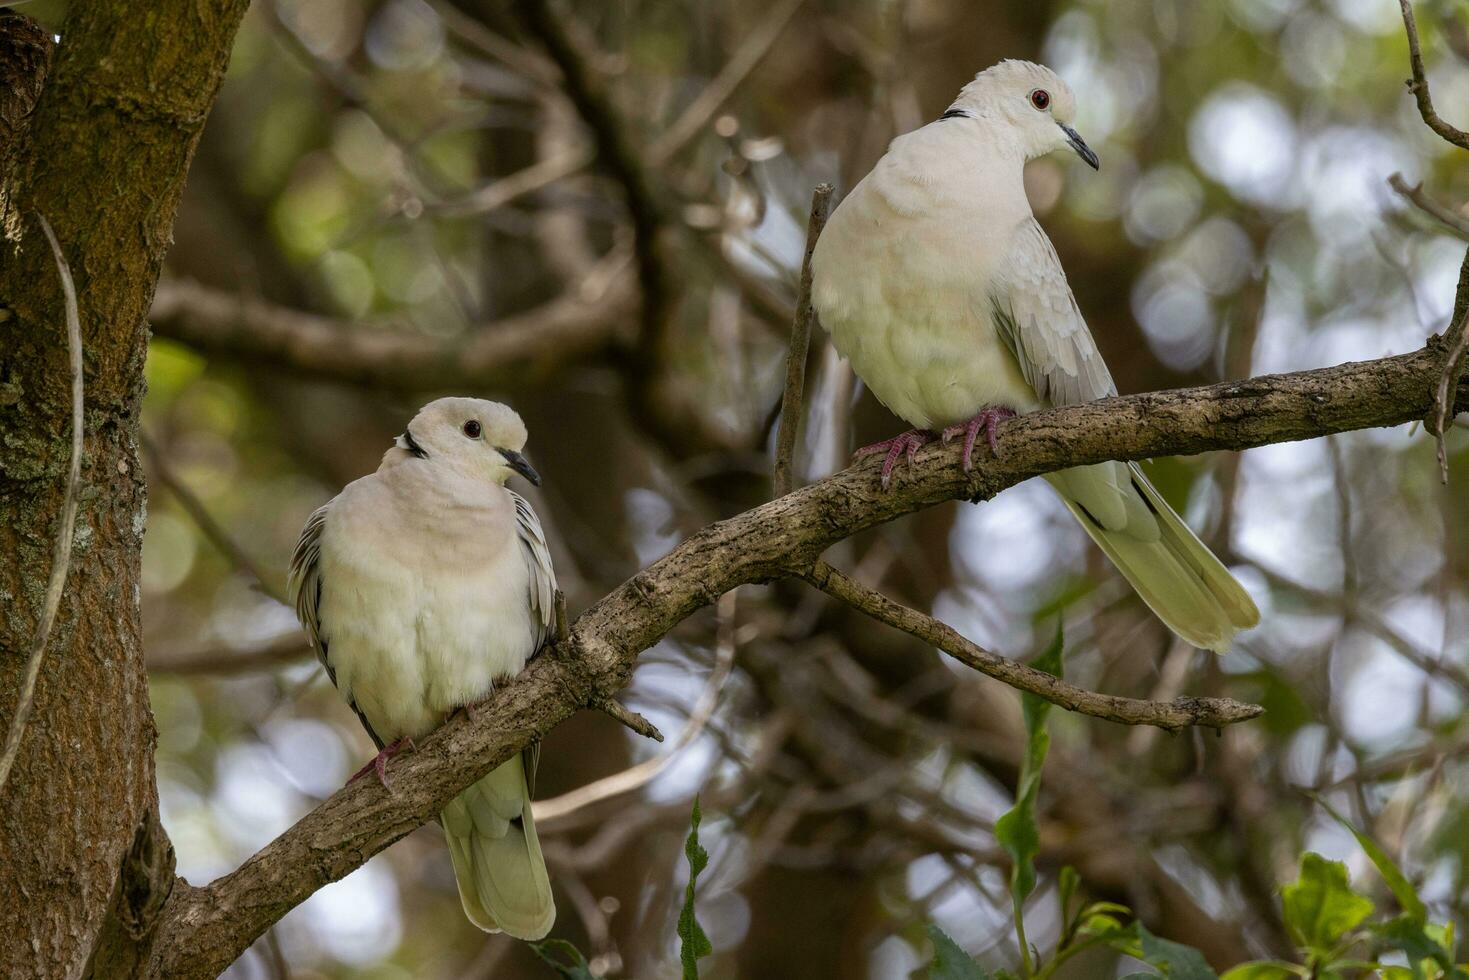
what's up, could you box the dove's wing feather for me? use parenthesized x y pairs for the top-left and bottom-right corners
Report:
(510, 489), (557, 653)
(287, 500), (384, 748)
(988, 218), (1258, 651)
(990, 216), (1116, 408)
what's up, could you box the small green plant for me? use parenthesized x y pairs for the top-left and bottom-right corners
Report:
(679, 796), (714, 979)
(924, 636), (1469, 980)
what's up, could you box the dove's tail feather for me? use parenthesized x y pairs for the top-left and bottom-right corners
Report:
(1046, 463), (1259, 653)
(440, 754), (554, 940)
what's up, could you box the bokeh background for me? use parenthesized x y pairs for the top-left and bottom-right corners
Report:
(137, 0), (1469, 976)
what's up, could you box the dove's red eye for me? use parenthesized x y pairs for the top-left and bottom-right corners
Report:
(463, 420), (481, 438)
(1030, 89), (1051, 111)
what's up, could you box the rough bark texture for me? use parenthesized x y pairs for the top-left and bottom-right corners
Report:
(0, 4), (250, 977)
(142, 343), (1466, 980)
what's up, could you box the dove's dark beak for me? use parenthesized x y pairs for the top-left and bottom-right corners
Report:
(500, 449), (541, 486)
(1061, 124), (1100, 170)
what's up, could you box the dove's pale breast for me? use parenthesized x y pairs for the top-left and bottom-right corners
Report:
(314, 469), (538, 741)
(813, 123), (1042, 430)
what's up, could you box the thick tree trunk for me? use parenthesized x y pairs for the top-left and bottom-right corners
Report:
(0, 4), (249, 976)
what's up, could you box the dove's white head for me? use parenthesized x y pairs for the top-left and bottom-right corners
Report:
(947, 60), (1099, 170)
(388, 396), (540, 487)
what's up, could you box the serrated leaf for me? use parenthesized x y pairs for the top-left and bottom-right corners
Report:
(1315, 797), (1426, 922)
(530, 939), (599, 979)
(678, 797), (713, 979)
(1220, 962), (1308, 979)
(1281, 853), (1374, 953)
(1138, 923), (1219, 980)
(926, 925), (992, 980)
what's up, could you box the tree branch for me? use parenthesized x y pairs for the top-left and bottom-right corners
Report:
(802, 561), (1261, 730)
(1399, 0), (1469, 151)
(773, 183), (832, 497)
(1388, 172), (1469, 241)
(148, 276), (633, 390)
(145, 343), (1466, 978)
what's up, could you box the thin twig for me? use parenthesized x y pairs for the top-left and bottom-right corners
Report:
(773, 183), (833, 497)
(648, 0), (807, 165)
(427, 145), (594, 219)
(1434, 310), (1469, 483)
(1388, 172), (1469, 241)
(537, 590), (738, 825)
(594, 699), (664, 743)
(553, 588), (570, 644)
(801, 561), (1263, 731)
(142, 430), (288, 605)
(147, 632), (312, 676)
(0, 214), (84, 796)
(1399, 0), (1469, 151)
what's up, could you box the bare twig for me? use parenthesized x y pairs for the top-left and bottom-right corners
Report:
(142, 431), (287, 605)
(1399, 0), (1469, 151)
(648, 0), (807, 164)
(0, 213), (84, 796)
(592, 699), (665, 743)
(801, 561), (1263, 731)
(147, 632), (312, 676)
(537, 590), (738, 825)
(773, 183), (833, 497)
(427, 145), (594, 219)
(513, 0), (667, 354)
(1388, 172), (1469, 241)
(1434, 311), (1469, 483)
(553, 588), (570, 644)
(149, 276), (632, 390)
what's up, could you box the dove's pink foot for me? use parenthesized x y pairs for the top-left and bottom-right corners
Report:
(854, 429), (935, 489)
(348, 736), (417, 789)
(941, 406), (1017, 471)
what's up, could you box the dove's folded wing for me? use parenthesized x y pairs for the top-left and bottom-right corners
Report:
(989, 216), (1117, 409)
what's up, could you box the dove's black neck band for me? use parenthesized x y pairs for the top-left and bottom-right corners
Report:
(939, 108), (970, 121)
(399, 429), (429, 459)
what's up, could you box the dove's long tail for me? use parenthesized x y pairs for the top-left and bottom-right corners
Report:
(440, 753), (554, 940)
(1045, 462), (1259, 653)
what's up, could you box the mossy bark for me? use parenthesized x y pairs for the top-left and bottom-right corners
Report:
(0, 4), (248, 976)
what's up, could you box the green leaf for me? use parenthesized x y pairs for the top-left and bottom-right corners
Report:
(1374, 915), (1455, 973)
(1137, 923), (1219, 980)
(530, 939), (599, 979)
(678, 797), (713, 979)
(926, 924), (992, 980)
(995, 627), (1063, 904)
(994, 624), (1064, 975)
(1058, 865), (1081, 935)
(1119, 974), (1161, 979)
(1220, 963), (1309, 979)
(1315, 797), (1426, 922)
(1280, 853), (1374, 953)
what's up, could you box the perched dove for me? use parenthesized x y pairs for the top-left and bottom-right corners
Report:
(811, 60), (1259, 652)
(288, 397), (557, 939)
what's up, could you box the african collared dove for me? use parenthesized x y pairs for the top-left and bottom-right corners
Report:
(288, 397), (557, 939)
(811, 60), (1259, 652)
